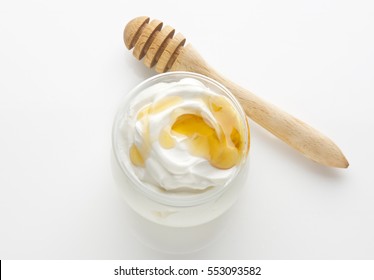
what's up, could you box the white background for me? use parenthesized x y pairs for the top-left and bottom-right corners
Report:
(0, 0), (373, 259)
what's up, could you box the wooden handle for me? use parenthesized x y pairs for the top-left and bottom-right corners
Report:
(124, 16), (349, 168)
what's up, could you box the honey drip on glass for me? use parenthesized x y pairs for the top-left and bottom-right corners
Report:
(130, 95), (248, 170)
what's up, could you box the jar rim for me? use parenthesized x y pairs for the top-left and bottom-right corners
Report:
(112, 71), (250, 207)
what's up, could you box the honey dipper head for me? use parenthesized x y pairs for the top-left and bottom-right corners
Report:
(124, 16), (186, 73)
(123, 16), (150, 49)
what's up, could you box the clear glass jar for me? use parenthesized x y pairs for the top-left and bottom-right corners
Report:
(112, 72), (250, 227)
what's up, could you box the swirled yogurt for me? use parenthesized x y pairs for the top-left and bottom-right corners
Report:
(118, 78), (248, 191)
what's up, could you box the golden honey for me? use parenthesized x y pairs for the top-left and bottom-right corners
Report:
(130, 95), (248, 170)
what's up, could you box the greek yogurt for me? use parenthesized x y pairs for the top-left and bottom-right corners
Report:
(118, 78), (247, 192)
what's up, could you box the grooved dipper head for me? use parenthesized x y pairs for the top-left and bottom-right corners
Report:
(123, 16), (186, 72)
(123, 16), (150, 49)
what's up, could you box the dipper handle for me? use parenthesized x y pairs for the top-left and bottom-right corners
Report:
(124, 16), (349, 168)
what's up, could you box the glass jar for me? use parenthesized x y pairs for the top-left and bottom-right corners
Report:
(112, 72), (250, 227)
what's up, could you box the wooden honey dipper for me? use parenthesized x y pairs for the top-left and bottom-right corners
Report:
(123, 16), (349, 168)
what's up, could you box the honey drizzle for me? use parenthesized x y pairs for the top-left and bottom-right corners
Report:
(129, 94), (248, 170)
(129, 144), (145, 167)
(130, 96), (182, 165)
(159, 127), (175, 149)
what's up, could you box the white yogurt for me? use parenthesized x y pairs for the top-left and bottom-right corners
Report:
(112, 72), (250, 227)
(120, 78), (244, 191)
